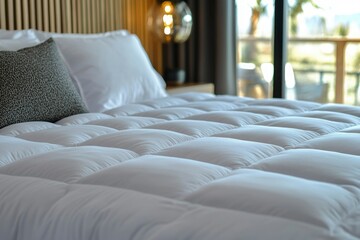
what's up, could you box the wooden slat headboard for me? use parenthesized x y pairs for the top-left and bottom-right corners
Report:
(0, 0), (162, 73)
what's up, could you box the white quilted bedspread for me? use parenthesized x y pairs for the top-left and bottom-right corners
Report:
(1, 93), (360, 240)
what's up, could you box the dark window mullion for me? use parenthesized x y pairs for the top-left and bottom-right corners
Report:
(272, 0), (288, 98)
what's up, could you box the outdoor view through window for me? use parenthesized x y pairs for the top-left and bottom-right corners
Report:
(236, 0), (360, 105)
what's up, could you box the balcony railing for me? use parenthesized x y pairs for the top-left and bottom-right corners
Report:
(237, 36), (360, 104)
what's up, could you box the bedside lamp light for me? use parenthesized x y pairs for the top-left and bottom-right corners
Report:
(148, 0), (193, 85)
(148, 1), (192, 43)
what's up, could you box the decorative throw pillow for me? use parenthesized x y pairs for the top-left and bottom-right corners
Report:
(0, 38), (88, 129)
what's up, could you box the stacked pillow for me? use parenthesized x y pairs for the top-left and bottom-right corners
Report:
(0, 29), (167, 122)
(0, 29), (40, 40)
(0, 37), (88, 129)
(0, 29), (41, 50)
(52, 32), (167, 112)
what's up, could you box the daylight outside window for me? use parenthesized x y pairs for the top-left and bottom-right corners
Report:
(236, 0), (360, 105)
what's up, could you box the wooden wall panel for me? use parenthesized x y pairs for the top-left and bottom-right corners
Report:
(29, 0), (36, 29)
(0, 0), (162, 73)
(0, 0), (6, 29)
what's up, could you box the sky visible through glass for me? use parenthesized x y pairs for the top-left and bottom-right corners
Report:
(237, 0), (360, 38)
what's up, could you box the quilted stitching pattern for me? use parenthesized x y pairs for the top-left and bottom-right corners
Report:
(0, 93), (360, 240)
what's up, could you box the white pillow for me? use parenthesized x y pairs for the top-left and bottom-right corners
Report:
(0, 39), (41, 51)
(35, 29), (130, 41)
(0, 29), (129, 41)
(0, 29), (39, 40)
(54, 34), (167, 112)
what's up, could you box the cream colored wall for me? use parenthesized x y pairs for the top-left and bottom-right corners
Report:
(0, 0), (162, 73)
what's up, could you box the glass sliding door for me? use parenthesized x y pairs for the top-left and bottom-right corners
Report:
(235, 0), (275, 99)
(286, 0), (360, 104)
(236, 0), (360, 105)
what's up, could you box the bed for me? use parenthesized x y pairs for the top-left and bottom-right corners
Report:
(0, 28), (360, 240)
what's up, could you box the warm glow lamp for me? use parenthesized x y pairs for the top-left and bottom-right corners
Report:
(147, 0), (192, 43)
(148, 0), (192, 84)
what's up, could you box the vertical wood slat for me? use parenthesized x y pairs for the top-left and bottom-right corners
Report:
(100, 0), (105, 31)
(126, 0), (131, 30)
(43, 0), (49, 31)
(0, 0), (6, 29)
(36, 0), (42, 30)
(15, 0), (21, 29)
(120, 0), (126, 30)
(81, 0), (86, 33)
(49, 0), (55, 32)
(29, 0), (36, 29)
(132, 1), (137, 33)
(95, 0), (99, 32)
(95, 0), (101, 32)
(55, 0), (61, 32)
(110, 0), (114, 31)
(71, 0), (77, 33)
(91, 0), (97, 32)
(114, 0), (120, 29)
(143, 0), (150, 62)
(121, 0), (126, 30)
(108, 0), (112, 31)
(105, 0), (109, 30)
(61, 0), (69, 32)
(86, 0), (92, 32)
(76, 0), (81, 33)
(21, 0), (29, 29)
(7, 0), (14, 29)
(89, 0), (94, 32)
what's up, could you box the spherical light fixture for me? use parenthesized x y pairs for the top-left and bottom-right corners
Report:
(147, 1), (193, 43)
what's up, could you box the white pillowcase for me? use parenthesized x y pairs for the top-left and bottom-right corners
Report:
(0, 29), (130, 40)
(0, 39), (41, 51)
(0, 29), (41, 50)
(54, 34), (167, 112)
(35, 29), (130, 40)
(0, 29), (39, 40)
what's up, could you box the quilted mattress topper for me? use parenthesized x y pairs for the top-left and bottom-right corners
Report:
(0, 93), (360, 240)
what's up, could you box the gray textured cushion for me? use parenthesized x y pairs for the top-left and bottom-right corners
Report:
(0, 38), (88, 129)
